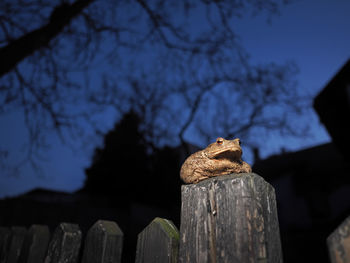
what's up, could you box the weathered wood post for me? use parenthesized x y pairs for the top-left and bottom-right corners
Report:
(327, 215), (350, 263)
(6, 226), (27, 263)
(81, 220), (123, 263)
(135, 217), (179, 263)
(44, 223), (82, 263)
(18, 225), (50, 263)
(179, 173), (283, 263)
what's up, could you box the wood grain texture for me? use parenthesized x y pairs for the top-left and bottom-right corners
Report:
(179, 173), (282, 263)
(81, 220), (123, 263)
(135, 217), (179, 263)
(18, 225), (50, 263)
(44, 223), (81, 263)
(328, 216), (350, 263)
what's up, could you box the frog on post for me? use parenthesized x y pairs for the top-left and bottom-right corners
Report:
(180, 137), (252, 184)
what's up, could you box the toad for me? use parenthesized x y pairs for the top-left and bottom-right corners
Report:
(180, 137), (252, 184)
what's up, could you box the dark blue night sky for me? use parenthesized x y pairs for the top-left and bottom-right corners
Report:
(1, 0), (349, 198)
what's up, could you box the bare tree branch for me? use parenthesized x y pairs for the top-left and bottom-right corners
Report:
(0, 0), (93, 77)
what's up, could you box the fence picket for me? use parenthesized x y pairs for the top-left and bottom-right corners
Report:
(179, 173), (283, 263)
(18, 225), (50, 263)
(6, 227), (27, 263)
(135, 217), (179, 263)
(0, 227), (11, 263)
(81, 220), (123, 263)
(44, 223), (81, 263)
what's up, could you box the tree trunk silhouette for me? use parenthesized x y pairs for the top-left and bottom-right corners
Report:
(0, 0), (93, 77)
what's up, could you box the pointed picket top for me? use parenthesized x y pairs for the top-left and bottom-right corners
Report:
(0, 227), (11, 263)
(18, 225), (50, 263)
(82, 220), (123, 263)
(6, 226), (27, 263)
(44, 223), (81, 263)
(135, 217), (179, 263)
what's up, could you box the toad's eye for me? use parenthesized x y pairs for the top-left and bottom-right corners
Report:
(237, 139), (241, 146)
(216, 138), (224, 145)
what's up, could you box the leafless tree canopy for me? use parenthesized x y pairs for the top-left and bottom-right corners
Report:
(0, 0), (307, 170)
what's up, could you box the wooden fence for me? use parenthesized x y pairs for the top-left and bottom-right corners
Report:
(0, 173), (348, 263)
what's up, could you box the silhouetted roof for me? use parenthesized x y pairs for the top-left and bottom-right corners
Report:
(253, 142), (347, 185)
(23, 188), (70, 196)
(14, 187), (80, 203)
(313, 58), (350, 159)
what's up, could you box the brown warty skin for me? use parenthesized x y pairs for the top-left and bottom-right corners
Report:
(180, 137), (252, 184)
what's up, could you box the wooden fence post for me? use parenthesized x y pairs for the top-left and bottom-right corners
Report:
(327, 215), (350, 263)
(18, 225), (50, 263)
(0, 227), (11, 263)
(81, 220), (123, 263)
(6, 226), (27, 263)
(44, 223), (82, 263)
(135, 217), (179, 263)
(179, 173), (283, 263)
